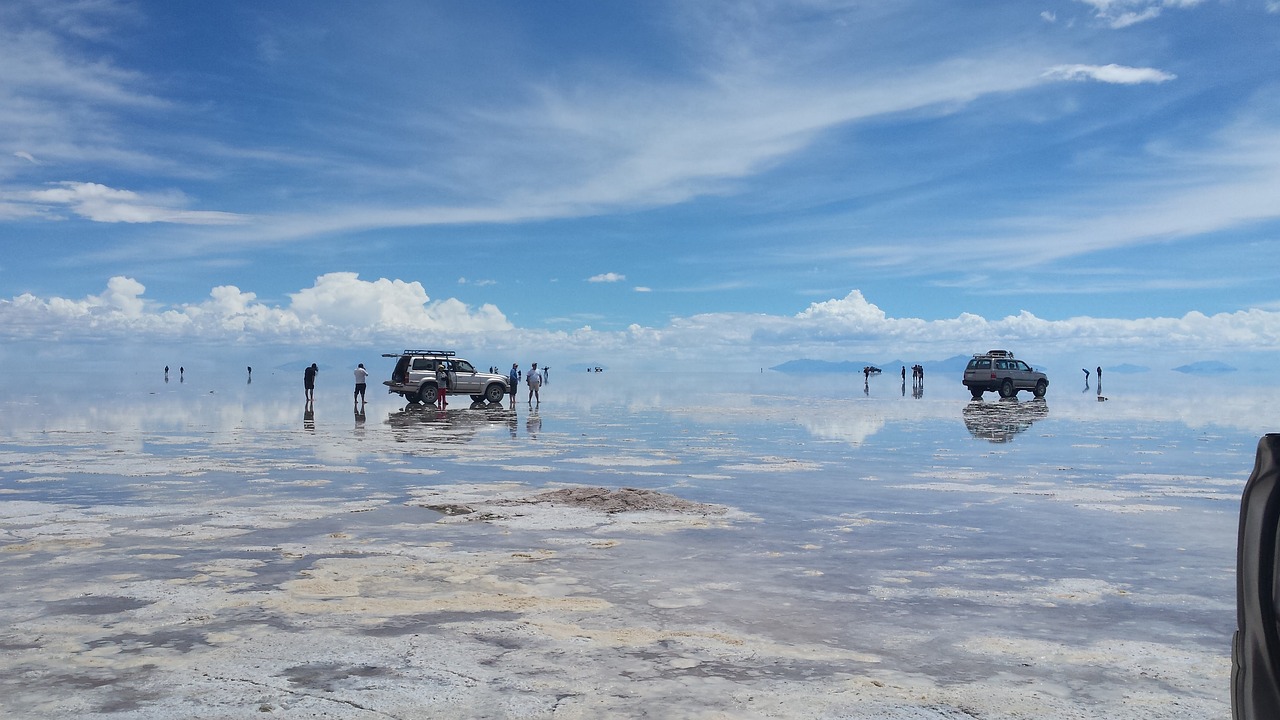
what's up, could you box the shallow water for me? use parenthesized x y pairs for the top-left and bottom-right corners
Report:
(0, 367), (1270, 718)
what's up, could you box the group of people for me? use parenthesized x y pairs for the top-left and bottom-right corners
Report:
(904, 364), (924, 385)
(509, 362), (544, 407)
(300, 361), (548, 410)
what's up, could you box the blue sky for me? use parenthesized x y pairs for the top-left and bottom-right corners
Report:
(3, 0), (1280, 371)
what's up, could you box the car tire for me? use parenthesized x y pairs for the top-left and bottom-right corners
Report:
(1033, 379), (1048, 398)
(414, 384), (435, 404)
(999, 378), (1016, 398)
(484, 384), (505, 403)
(970, 390), (984, 400)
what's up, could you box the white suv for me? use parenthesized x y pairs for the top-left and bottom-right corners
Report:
(382, 350), (509, 404)
(962, 350), (1049, 400)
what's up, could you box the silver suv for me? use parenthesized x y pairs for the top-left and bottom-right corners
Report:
(382, 349), (509, 404)
(963, 350), (1049, 400)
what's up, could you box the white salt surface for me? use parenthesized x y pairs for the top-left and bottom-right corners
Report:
(0, 369), (1264, 718)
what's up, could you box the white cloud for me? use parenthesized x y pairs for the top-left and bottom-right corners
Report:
(1044, 64), (1175, 85)
(588, 273), (626, 283)
(23, 181), (246, 225)
(14, 151), (38, 164)
(634, 286), (652, 293)
(1075, 0), (1205, 28)
(0, 273), (512, 346)
(3, 280), (1280, 367)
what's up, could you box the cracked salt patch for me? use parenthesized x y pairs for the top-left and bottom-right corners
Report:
(0, 370), (1264, 717)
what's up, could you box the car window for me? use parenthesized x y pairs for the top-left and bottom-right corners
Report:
(1016, 361), (1031, 371)
(454, 360), (475, 373)
(995, 360), (1008, 370)
(967, 359), (978, 369)
(411, 358), (432, 371)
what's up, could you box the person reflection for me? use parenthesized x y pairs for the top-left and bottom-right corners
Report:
(526, 410), (542, 438)
(354, 405), (366, 436)
(304, 401), (315, 432)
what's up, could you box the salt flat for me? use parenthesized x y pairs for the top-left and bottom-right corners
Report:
(0, 368), (1265, 718)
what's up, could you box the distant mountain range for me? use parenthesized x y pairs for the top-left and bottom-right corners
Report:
(772, 355), (972, 375)
(1173, 360), (1237, 374)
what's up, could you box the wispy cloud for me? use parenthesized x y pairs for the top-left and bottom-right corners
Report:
(1075, 0), (1206, 29)
(588, 272), (626, 283)
(1043, 64), (1175, 84)
(21, 182), (247, 225)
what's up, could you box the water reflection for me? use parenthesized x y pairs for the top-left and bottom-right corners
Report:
(963, 397), (1049, 443)
(385, 401), (516, 444)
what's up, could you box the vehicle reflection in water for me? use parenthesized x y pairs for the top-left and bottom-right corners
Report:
(385, 400), (517, 445)
(962, 397), (1048, 443)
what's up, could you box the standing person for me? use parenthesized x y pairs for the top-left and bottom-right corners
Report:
(353, 363), (369, 405)
(304, 363), (318, 400)
(1097, 366), (1102, 381)
(435, 361), (449, 409)
(508, 363), (520, 407)
(527, 362), (542, 406)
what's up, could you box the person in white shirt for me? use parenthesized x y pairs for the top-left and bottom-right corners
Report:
(527, 362), (542, 406)
(353, 363), (369, 405)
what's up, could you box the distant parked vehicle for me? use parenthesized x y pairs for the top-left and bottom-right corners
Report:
(962, 350), (1049, 400)
(382, 349), (509, 404)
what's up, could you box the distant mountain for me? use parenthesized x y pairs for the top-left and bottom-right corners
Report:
(1106, 363), (1150, 374)
(1173, 360), (1237, 374)
(772, 359), (877, 373)
(773, 354), (971, 375)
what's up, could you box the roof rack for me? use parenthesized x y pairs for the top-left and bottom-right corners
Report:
(380, 349), (457, 358)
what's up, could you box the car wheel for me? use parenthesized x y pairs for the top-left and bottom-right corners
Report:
(970, 390), (984, 400)
(413, 384), (435, 404)
(1033, 379), (1048, 398)
(484, 384), (505, 403)
(999, 378), (1016, 398)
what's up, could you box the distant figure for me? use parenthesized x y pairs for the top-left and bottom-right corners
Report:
(179, 366), (184, 381)
(304, 363), (318, 400)
(863, 366), (870, 382)
(508, 364), (519, 407)
(543, 366), (550, 383)
(902, 366), (906, 382)
(164, 365), (169, 377)
(353, 363), (368, 405)
(1097, 366), (1102, 381)
(527, 362), (542, 406)
(435, 362), (449, 409)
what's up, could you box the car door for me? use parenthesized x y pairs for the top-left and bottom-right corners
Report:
(1013, 360), (1034, 389)
(452, 360), (479, 393)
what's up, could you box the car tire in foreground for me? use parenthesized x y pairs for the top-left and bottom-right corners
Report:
(1033, 379), (1048, 398)
(484, 384), (506, 403)
(999, 378), (1016, 398)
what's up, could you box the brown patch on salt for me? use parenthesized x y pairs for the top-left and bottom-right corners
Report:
(511, 486), (725, 515)
(406, 482), (753, 533)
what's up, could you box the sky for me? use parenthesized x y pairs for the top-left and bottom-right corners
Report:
(2, 0), (1280, 372)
